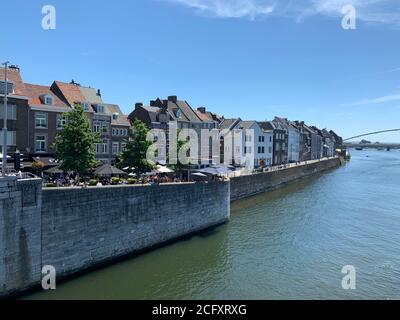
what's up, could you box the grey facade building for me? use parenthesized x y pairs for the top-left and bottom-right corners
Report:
(259, 121), (288, 165)
(129, 96), (219, 166)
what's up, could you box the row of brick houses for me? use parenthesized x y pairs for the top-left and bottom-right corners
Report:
(0, 65), (130, 166)
(1, 64), (342, 170)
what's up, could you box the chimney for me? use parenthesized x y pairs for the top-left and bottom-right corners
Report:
(197, 107), (206, 113)
(168, 95), (178, 103)
(8, 65), (20, 72)
(97, 89), (101, 97)
(135, 102), (143, 109)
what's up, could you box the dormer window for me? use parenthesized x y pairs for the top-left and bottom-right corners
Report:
(112, 113), (119, 121)
(95, 105), (105, 113)
(42, 94), (53, 105)
(175, 109), (182, 118)
(0, 81), (14, 95)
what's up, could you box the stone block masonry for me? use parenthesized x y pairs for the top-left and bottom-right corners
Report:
(230, 157), (342, 202)
(0, 177), (42, 297)
(0, 181), (230, 298)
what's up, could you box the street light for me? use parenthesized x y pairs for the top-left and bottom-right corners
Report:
(1, 61), (9, 176)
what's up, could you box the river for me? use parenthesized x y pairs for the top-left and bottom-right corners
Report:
(25, 149), (400, 300)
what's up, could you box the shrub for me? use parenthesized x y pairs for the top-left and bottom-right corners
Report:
(111, 177), (121, 185)
(88, 179), (98, 186)
(127, 178), (137, 185)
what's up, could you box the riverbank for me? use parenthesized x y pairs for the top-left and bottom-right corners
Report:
(23, 150), (400, 300)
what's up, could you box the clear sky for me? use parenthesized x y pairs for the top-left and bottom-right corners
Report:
(2, 0), (400, 142)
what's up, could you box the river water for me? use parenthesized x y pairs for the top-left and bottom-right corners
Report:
(26, 149), (400, 300)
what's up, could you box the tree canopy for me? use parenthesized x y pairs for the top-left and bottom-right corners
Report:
(54, 105), (99, 176)
(120, 119), (154, 175)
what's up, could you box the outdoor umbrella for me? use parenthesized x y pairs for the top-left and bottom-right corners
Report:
(191, 172), (207, 177)
(198, 165), (234, 176)
(45, 166), (63, 174)
(94, 164), (125, 176)
(155, 165), (174, 174)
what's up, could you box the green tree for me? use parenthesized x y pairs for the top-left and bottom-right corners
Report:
(120, 119), (154, 175)
(54, 105), (99, 178)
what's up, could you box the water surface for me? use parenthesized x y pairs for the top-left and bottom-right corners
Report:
(26, 150), (400, 299)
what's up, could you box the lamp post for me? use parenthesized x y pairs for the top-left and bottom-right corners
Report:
(1, 61), (9, 176)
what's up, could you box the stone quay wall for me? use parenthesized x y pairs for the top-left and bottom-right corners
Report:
(0, 181), (230, 298)
(230, 157), (342, 202)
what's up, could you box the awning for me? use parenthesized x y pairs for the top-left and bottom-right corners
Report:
(94, 164), (126, 176)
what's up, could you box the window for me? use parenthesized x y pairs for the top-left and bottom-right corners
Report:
(102, 125), (108, 133)
(95, 105), (105, 113)
(93, 124), (100, 133)
(0, 104), (17, 120)
(44, 95), (53, 105)
(112, 128), (116, 136)
(35, 135), (46, 152)
(112, 142), (119, 154)
(35, 112), (47, 128)
(82, 103), (89, 111)
(112, 114), (119, 121)
(56, 114), (66, 129)
(121, 143), (127, 152)
(96, 143), (108, 154)
(0, 131), (16, 146)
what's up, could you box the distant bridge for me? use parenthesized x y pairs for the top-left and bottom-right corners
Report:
(343, 129), (400, 142)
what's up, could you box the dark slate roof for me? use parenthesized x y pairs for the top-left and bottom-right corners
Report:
(258, 121), (275, 131)
(174, 100), (202, 122)
(219, 118), (241, 130)
(236, 121), (257, 130)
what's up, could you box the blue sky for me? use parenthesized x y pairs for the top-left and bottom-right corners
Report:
(2, 0), (400, 141)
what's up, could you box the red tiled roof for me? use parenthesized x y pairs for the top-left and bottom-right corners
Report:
(52, 81), (86, 107)
(0, 67), (27, 97)
(24, 83), (69, 108)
